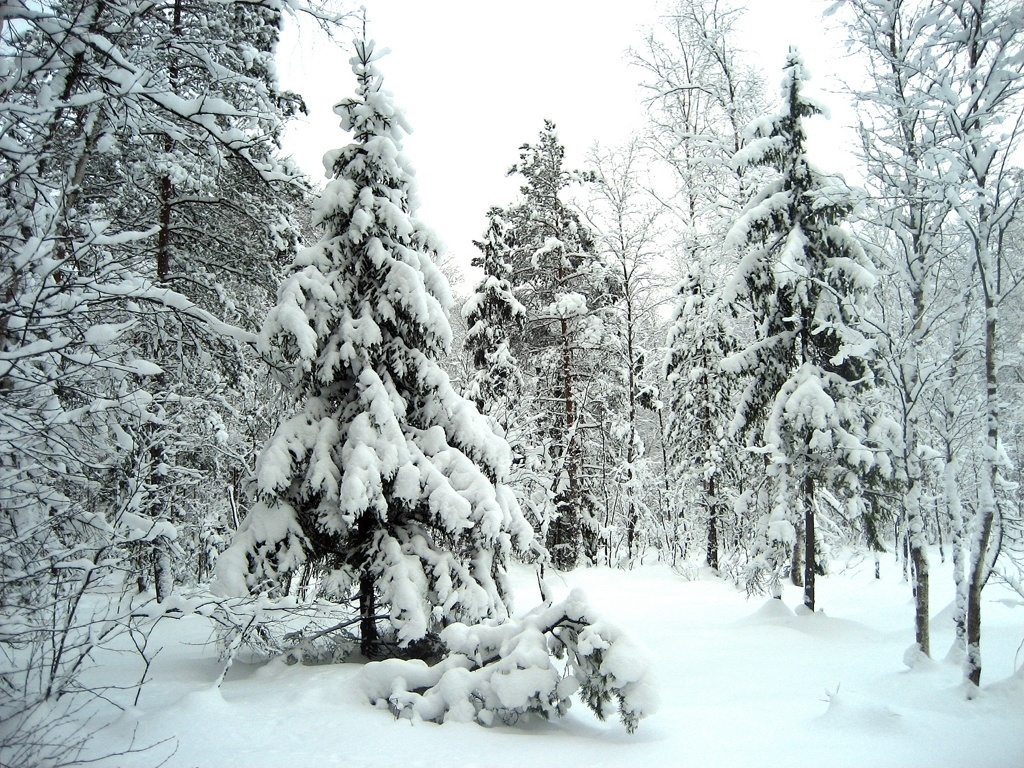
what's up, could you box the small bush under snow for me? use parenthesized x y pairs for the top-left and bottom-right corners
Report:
(359, 588), (657, 733)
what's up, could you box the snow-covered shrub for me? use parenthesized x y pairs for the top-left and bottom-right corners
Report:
(359, 589), (657, 733)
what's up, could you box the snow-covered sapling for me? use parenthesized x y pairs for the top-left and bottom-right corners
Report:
(360, 588), (657, 733)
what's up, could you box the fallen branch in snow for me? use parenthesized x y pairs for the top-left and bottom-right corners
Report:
(142, 590), (370, 666)
(359, 589), (657, 733)
(993, 564), (1024, 602)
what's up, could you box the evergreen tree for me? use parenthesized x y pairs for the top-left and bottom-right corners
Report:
(664, 269), (738, 572)
(462, 207), (527, 428)
(215, 39), (532, 656)
(490, 122), (618, 570)
(724, 49), (883, 609)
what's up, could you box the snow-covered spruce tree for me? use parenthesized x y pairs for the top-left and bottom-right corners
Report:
(215, 39), (532, 658)
(664, 268), (738, 572)
(462, 207), (527, 430)
(724, 49), (885, 610)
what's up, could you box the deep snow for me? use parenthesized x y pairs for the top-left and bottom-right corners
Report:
(84, 551), (1023, 767)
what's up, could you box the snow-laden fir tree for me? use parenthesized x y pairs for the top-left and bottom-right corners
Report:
(215, 39), (533, 656)
(723, 48), (886, 610)
(663, 268), (738, 572)
(462, 208), (527, 429)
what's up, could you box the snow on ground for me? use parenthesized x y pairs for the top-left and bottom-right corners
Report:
(86, 551), (1023, 767)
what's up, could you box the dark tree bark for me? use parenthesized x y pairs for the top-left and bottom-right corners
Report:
(359, 572), (378, 658)
(706, 475), (719, 572)
(803, 477), (815, 611)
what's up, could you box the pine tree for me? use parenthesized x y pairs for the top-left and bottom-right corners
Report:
(0, 0), (320, 758)
(215, 39), (532, 657)
(94, 0), (307, 595)
(724, 49), (883, 610)
(492, 122), (618, 570)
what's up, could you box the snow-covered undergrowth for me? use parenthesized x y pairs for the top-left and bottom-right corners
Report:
(360, 588), (656, 732)
(81, 552), (1023, 767)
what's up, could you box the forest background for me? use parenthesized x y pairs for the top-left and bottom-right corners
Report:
(2, 0), (1024, 765)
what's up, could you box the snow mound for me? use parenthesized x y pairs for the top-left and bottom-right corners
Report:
(818, 689), (903, 733)
(735, 598), (795, 625)
(902, 643), (935, 670)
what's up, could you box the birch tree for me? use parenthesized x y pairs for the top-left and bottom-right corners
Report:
(631, 0), (765, 269)
(583, 141), (668, 563)
(833, 0), (961, 659)
(930, 0), (1024, 688)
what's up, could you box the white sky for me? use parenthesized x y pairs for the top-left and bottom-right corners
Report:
(277, 1), (854, 284)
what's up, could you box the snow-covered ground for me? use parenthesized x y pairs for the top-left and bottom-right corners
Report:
(86, 551), (1023, 767)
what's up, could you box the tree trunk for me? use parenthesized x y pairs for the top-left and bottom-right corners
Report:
(706, 475), (719, 572)
(157, 173), (173, 281)
(906, 438), (930, 657)
(357, 511), (379, 657)
(625, 504), (637, 563)
(136, 551), (149, 593)
(791, 519), (804, 588)
(154, 536), (173, 603)
(156, 0), (183, 282)
(910, 539), (930, 657)
(546, 266), (581, 570)
(359, 572), (378, 658)
(966, 302), (1000, 687)
(965, 509), (994, 687)
(803, 476), (815, 612)
(624, 265), (638, 563)
(655, 407), (678, 564)
(944, 305), (970, 660)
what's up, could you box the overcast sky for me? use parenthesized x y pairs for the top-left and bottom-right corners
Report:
(277, 1), (852, 286)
